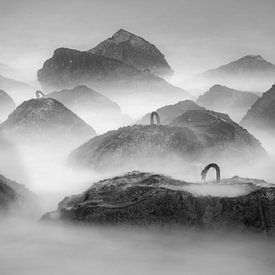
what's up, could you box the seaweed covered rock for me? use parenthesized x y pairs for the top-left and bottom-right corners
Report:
(42, 171), (275, 233)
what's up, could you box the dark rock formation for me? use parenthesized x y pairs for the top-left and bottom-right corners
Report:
(0, 89), (15, 121)
(42, 171), (275, 233)
(37, 48), (191, 118)
(169, 109), (266, 161)
(241, 85), (275, 133)
(150, 112), (161, 125)
(201, 163), (220, 182)
(197, 85), (259, 121)
(68, 124), (203, 171)
(137, 100), (204, 125)
(89, 29), (173, 77)
(68, 110), (265, 173)
(183, 55), (275, 94)
(1, 98), (96, 144)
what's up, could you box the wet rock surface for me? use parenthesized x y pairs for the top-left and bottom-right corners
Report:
(42, 171), (275, 233)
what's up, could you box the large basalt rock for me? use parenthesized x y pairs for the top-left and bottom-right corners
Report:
(197, 85), (259, 122)
(1, 97), (96, 144)
(241, 85), (275, 133)
(68, 124), (203, 171)
(89, 29), (173, 77)
(42, 171), (275, 233)
(69, 110), (266, 172)
(137, 100), (204, 125)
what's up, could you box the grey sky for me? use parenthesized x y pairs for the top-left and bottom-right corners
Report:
(0, 0), (274, 82)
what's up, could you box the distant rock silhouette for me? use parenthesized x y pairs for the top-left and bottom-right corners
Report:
(241, 84), (275, 133)
(197, 85), (259, 121)
(89, 29), (173, 77)
(47, 85), (130, 132)
(37, 48), (191, 118)
(137, 100), (204, 125)
(183, 55), (275, 94)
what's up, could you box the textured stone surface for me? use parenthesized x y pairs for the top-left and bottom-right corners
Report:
(89, 29), (173, 77)
(69, 110), (266, 171)
(1, 98), (96, 142)
(42, 171), (275, 233)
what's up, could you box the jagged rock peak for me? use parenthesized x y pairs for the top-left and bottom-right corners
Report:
(89, 28), (173, 77)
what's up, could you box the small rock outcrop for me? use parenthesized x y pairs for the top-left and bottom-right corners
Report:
(42, 171), (275, 233)
(1, 98), (96, 144)
(89, 29), (173, 77)
(241, 85), (275, 133)
(197, 85), (259, 121)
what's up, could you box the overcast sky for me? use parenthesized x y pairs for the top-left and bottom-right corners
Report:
(0, 0), (274, 82)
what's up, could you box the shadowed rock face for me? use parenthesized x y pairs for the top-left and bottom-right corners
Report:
(197, 85), (259, 122)
(137, 100), (204, 125)
(241, 85), (275, 133)
(169, 109), (266, 160)
(42, 171), (275, 233)
(68, 124), (203, 171)
(37, 48), (191, 118)
(1, 98), (96, 144)
(0, 89), (15, 121)
(89, 29), (173, 77)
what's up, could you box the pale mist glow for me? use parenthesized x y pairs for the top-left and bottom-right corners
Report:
(0, 1), (275, 275)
